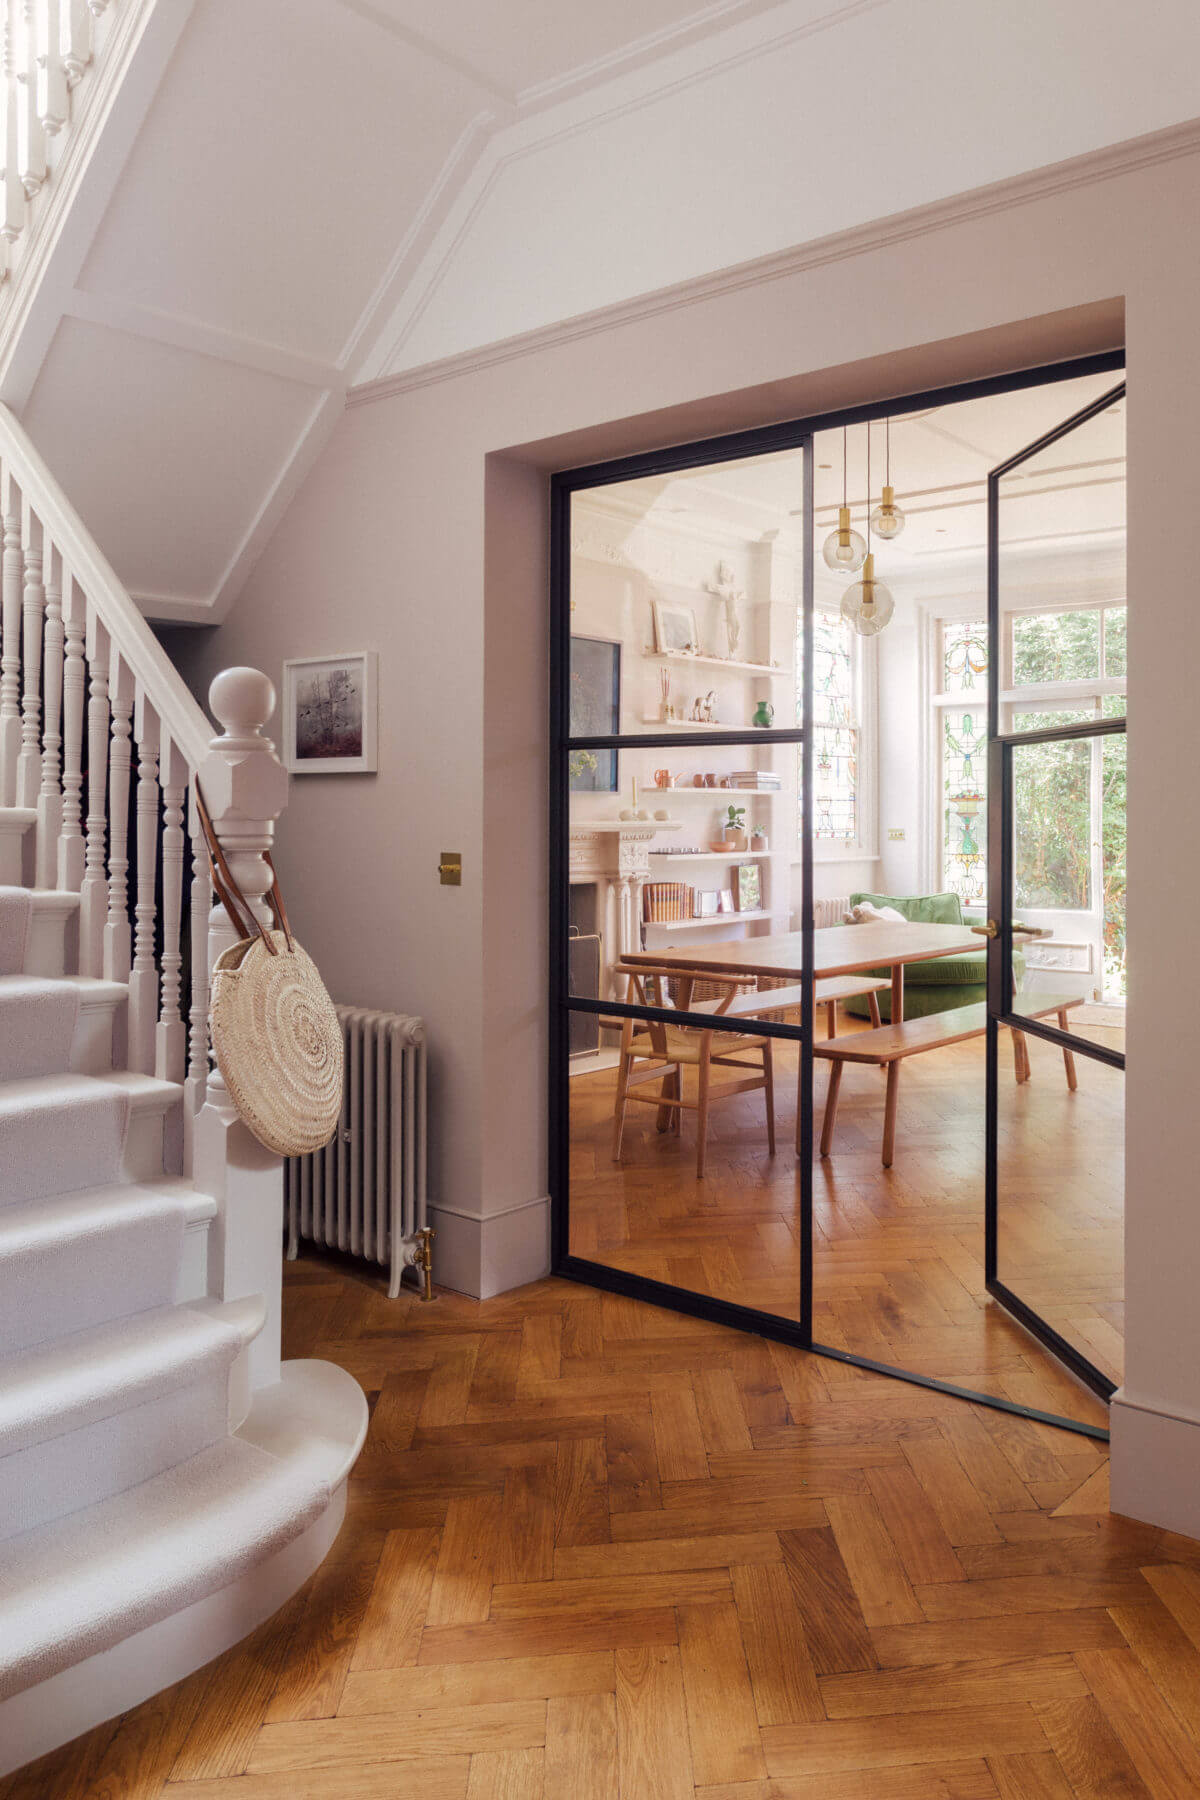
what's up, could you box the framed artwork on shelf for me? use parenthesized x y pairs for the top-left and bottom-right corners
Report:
(569, 636), (620, 791)
(736, 863), (763, 912)
(651, 600), (700, 655)
(282, 651), (377, 774)
(718, 887), (735, 913)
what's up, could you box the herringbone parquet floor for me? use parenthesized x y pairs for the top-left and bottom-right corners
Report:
(7, 1230), (1200, 1800)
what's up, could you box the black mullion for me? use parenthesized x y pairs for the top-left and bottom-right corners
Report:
(997, 716), (1125, 749)
(548, 473), (573, 1270)
(989, 381), (1125, 481)
(798, 438), (815, 1345)
(568, 729), (804, 752)
(563, 994), (806, 1044)
(987, 1278), (1117, 1403)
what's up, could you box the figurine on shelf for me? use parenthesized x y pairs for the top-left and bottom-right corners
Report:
(689, 696), (704, 723)
(703, 691), (717, 723)
(706, 559), (746, 660)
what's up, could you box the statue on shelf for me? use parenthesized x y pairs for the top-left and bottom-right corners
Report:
(705, 559), (746, 659)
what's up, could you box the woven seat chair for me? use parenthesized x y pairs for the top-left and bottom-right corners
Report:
(611, 962), (775, 1179)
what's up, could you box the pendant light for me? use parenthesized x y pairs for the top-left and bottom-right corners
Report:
(869, 415), (906, 541)
(821, 426), (866, 576)
(841, 421), (895, 637)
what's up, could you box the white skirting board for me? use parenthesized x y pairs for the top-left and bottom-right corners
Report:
(429, 1194), (551, 1299)
(1110, 1389), (1200, 1540)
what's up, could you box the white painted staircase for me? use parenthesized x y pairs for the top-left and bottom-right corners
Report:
(0, 409), (367, 1777)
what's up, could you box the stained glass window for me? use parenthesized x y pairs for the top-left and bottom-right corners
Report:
(939, 622), (989, 905)
(811, 608), (857, 840)
(942, 620), (988, 694)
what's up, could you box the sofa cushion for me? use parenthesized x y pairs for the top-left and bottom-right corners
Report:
(850, 890), (964, 926)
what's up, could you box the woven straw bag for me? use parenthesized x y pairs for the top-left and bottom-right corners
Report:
(196, 785), (343, 1157)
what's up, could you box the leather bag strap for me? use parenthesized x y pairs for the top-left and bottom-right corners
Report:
(193, 781), (294, 956)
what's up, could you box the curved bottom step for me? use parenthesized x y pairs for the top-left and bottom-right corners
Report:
(0, 1358), (367, 1778)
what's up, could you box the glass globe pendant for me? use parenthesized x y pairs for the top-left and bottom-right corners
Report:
(871, 484), (905, 540)
(822, 504), (866, 574)
(821, 426), (866, 576)
(869, 416), (905, 540)
(841, 551), (895, 636)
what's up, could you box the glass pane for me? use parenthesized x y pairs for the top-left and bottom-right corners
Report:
(1102, 730), (1127, 1002)
(568, 451), (803, 741)
(1104, 604), (1127, 678)
(943, 706), (988, 907)
(1013, 736), (1092, 913)
(996, 1038), (1123, 1399)
(997, 386), (1125, 742)
(943, 620), (989, 694)
(1012, 611), (1101, 685)
(811, 607), (857, 841)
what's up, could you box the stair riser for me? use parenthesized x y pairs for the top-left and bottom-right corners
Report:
(25, 905), (77, 980)
(0, 1379), (229, 1544)
(0, 996), (124, 1084)
(0, 819), (31, 889)
(0, 1213), (186, 1358)
(0, 1096), (181, 1204)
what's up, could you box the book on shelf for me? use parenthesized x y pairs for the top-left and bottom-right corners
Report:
(642, 881), (693, 923)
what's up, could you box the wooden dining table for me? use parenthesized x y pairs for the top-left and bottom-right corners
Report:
(622, 920), (983, 1028)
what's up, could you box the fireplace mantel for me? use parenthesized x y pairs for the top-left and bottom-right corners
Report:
(569, 820), (681, 996)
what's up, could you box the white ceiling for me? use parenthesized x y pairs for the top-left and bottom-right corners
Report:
(0, 0), (1177, 621)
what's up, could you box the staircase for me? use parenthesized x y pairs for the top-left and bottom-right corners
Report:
(0, 406), (367, 1777)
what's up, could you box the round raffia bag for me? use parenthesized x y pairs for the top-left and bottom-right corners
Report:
(196, 784), (343, 1157)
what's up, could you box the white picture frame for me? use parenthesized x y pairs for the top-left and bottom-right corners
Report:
(282, 652), (378, 774)
(651, 600), (701, 655)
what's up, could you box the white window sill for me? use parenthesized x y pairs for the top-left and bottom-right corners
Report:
(791, 848), (882, 866)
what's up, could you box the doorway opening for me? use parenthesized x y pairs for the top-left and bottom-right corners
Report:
(550, 352), (1125, 1438)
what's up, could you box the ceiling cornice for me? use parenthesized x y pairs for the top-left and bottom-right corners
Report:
(347, 116), (1200, 411)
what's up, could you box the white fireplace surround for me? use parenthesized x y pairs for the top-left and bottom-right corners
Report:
(569, 821), (677, 999)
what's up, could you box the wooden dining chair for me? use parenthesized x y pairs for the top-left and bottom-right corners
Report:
(610, 963), (776, 1179)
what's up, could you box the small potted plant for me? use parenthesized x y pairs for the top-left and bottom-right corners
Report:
(721, 803), (747, 852)
(751, 823), (769, 852)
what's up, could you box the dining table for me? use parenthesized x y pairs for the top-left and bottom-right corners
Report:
(622, 919), (984, 1026)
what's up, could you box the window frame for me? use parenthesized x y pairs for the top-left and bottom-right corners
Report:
(803, 602), (878, 864)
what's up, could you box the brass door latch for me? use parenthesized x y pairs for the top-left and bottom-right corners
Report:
(439, 852), (462, 886)
(971, 920), (1051, 939)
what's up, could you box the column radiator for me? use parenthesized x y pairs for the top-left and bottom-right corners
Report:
(285, 1007), (430, 1299)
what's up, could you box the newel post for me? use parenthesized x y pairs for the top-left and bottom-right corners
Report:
(193, 667), (289, 1405)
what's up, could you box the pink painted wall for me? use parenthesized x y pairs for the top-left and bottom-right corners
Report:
(171, 143), (1200, 1527)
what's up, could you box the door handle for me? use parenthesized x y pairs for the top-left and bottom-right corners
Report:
(970, 920), (1052, 939)
(971, 920), (998, 939)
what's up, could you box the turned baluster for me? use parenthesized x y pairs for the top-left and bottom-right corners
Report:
(127, 692), (160, 1074)
(34, 537), (62, 887)
(59, 0), (91, 87)
(15, 497), (43, 808)
(78, 609), (108, 974)
(0, 471), (22, 807)
(183, 789), (211, 1165)
(57, 570), (84, 890)
(36, 0), (67, 134)
(101, 650), (132, 982)
(15, 2), (46, 199)
(156, 737), (187, 1084)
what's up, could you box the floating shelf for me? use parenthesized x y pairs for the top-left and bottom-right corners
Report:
(639, 716), (754, 731)
(648, 850), (775, 863)
(643, 909), (773, 930)
(652, 786), (784, 799)
(645, 651), (792, 677)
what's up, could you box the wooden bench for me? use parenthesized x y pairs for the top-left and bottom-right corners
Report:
(815, 992), (1086, 1168)
(701, 976), (890, 1034)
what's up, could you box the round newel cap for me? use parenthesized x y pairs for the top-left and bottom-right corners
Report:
(209, 667), (276, 736)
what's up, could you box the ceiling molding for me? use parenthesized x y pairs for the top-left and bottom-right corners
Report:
(348, 116), (1200, 410)
(353, 0), (892, 382)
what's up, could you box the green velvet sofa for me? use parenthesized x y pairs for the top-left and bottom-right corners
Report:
(840, 890), (1024, 1022)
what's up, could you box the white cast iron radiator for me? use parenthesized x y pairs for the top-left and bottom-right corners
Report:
(285, 1007), (431, 1299)
(814, 896), (852, 929)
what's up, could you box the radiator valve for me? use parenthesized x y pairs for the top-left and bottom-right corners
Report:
(415, 1225), (436, 1302)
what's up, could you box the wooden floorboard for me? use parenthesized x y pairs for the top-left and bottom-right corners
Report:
(6, 1249), (1199, 1800)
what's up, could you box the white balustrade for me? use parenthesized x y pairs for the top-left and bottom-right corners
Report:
(0, 0), (113, 282)
(0, 401), (275, 1194)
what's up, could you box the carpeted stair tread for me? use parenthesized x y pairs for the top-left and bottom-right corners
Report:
(0, 1432), (331, 1701)
(0, 978), (126, 1080)
(0, 1071), (182, 1203)
(0, 1298), (264, 1461)
(0, 1180), (209, 1356)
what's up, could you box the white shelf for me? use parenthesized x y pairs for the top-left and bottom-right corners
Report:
(654, 786), (784, 799)
(643, 909), (772, 930)
(645, 651), (791, 677)
(640, 716), (763, 731)
(649, 850), (774, 863)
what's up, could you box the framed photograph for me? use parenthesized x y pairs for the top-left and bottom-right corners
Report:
(736, 863), (763, 912)
(283, 652), (377, 774)
(569, 636), (620, 792)
(718, 887), (735, 914)
(697, 890), (719, 916)
(651, 600), (700, 655)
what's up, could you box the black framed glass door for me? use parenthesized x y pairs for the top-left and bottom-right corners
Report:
(984, 382), (1127, 1415)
